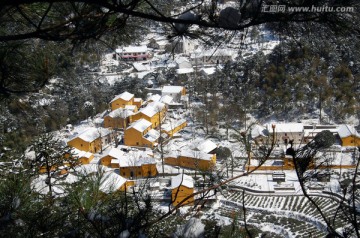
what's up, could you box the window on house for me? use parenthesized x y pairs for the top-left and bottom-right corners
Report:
(136, 142), (139, 145)
(81, 144), (83, 147)
(138, 171), (141, 175)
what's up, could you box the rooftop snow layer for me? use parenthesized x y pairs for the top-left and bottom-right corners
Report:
(251, 125), (269, 139)
(108, 108), (134, 118)
(107, 147), (124, 159)
(119, 45), (147, 53)
(197, 140), (217, 154)
(128, 119), (152, 132)
(118, 152), (156, 167)
(144, 129), (160, 142)
(171, 174), (194, 189)
(160, 95), (174, 104)
(72, 148), (93, 159)
(266, 123), (304, 133)
(338, 125), (360, 138)
(73, 127), (111, 143)
(162, 86), (184, 94)
(161, 119), (186, 132)
(147, 94), (161, 102)
(138, 101), (165, 117)
(110, 91), (134, 103)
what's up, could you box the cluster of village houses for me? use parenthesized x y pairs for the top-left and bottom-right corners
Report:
(34, 81), (360, 206)
(56, 82), (360, 206)
(60, 85), (218, 206)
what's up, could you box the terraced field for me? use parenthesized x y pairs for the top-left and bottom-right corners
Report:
(217, 191), (349, 237)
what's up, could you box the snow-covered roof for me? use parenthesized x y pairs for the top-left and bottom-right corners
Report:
(177, 68), (194, 74)
(162, 86), (184, 94)
(107, 147), (124, 159)
(72, 148), (93, 159)
(72, 127), (111, 143)
(134, 98), (142, 102)
(338, 125), (360, 138)
(133, 62), (150, 72)
(190, 48), (233, 58)
(107, 108), (135, 118)
(121, 45), (147, 53)
(147, 94), (161, 102)
(124, 105), (137, 111)
(110, 91), (134, 103)
(251, 125), (269, 139)
(160, 95), (174, 104)
(144, 129), (160, 142)
(118, 152), (156, 167)
(201, 67), (216, 75)
(128, 119), (152, 132)
(138, 101), (165, 118)
(197, 140), (217, 154)
(171, 174), (194, 189)
(166, 149), (214, 161)
(161, 119), (186, 132)
(266, 123), (304, 133)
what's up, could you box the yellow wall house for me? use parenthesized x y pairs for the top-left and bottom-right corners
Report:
(161, 119), (187, 137)
(132, 102), (166, 128)
(100, 147), (124, 168)
(104, 108), (135, 129)
(70, 148), (94, 165)
(124, 119), (160, 148)
(165, 150), (216, 171)
(110, 91), (135, 111)
(171, 174), (194, 206)
(67, 128), (112, 153)
(338, 125), (360, 146)
(118, 151), (158, 178)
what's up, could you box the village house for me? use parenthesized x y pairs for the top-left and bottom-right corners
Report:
(70, 148), (94, 165)
(123, 119), (160, 148)
(165, 150), (216, 171)
(171, 174), (194, 206)
(100, 147), (124, 168)
(67, 128), (113, 153)
(132, 101), (166, 128)
(110, 91), (135, 111)
(117, 151), (157, 178)
(338, 125), (360, 146)
(161, 86), (186, 102)
(115, 45), (150, 61)
(103, 108), (135, 129)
